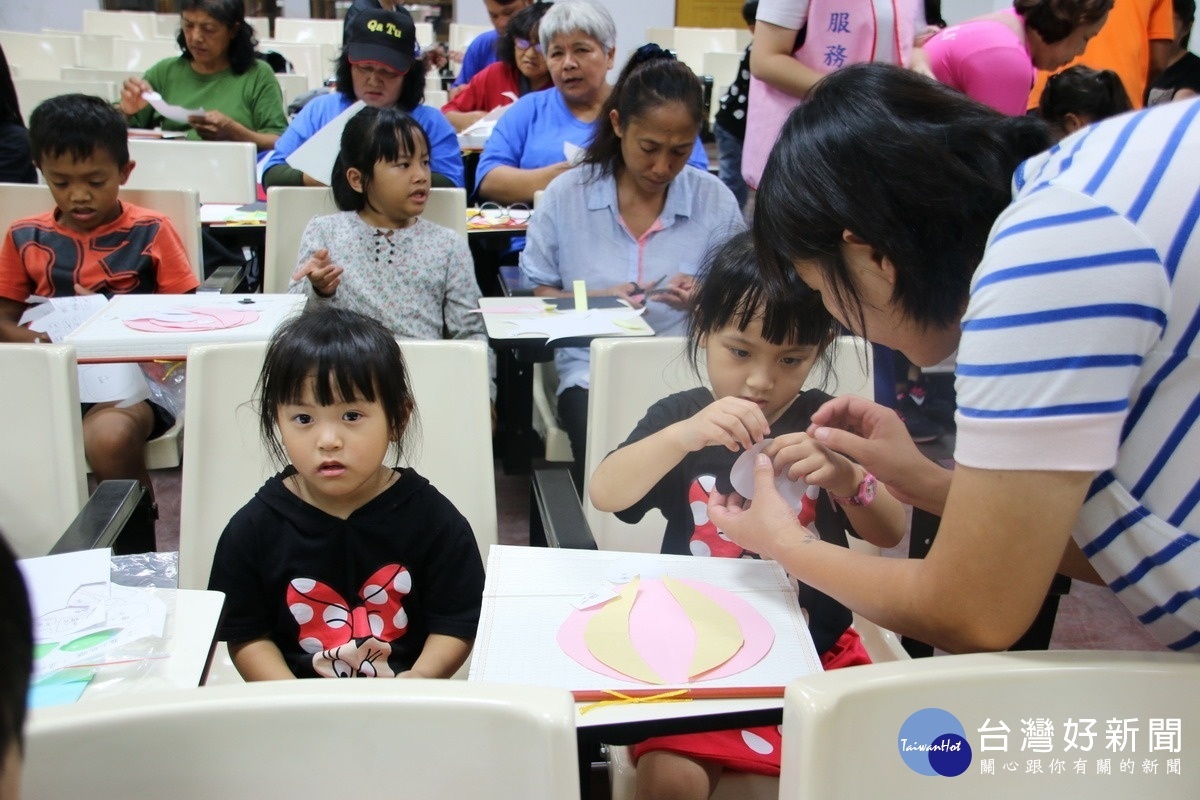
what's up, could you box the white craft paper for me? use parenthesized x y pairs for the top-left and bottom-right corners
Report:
(142, 91), (204, 123)
(729, 438), (810, 511)
(286, 99), (367, 186)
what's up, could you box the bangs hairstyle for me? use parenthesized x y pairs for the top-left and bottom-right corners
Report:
(497, 2), (553, 67)
(538, 0), (617, 52)
(177, 0), (259, 74)
(583, 47), (703, 176)
(753, 63), (1050, 337)
(257, 307), (416, 466)
(331, 105), (430, 211)
(1015, 0), (1113, 44)
(687, 230), (836, 378)
(29, 94), (130, 167)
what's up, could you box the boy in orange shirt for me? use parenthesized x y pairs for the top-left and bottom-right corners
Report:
(0, 94), (199, 517)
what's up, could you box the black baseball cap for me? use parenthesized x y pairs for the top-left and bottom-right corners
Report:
(347, 9), (417, 74)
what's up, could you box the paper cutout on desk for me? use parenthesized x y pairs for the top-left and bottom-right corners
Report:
(142, 91), (203, 124)
(124, 307), (261, 333)
(24, 294), (108, 342)
(28, 668), (95, 708)
(287, 99), (366, 185)
(729, 438), (812, 512)
(560, 577), (772, 685)
(500, 309), (647, 343)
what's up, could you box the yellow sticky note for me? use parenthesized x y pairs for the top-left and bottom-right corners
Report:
(573, 279), (588, 311)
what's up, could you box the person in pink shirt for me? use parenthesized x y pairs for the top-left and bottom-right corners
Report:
(923, 0), (1112, 115)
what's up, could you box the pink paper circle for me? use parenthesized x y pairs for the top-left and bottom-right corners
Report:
(556, 578), (775, 684)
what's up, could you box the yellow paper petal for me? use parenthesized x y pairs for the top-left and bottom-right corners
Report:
(584, 578), (664, 684)
(662, 576), (744, 679)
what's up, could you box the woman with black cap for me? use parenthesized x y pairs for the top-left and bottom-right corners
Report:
(262, 7), (464, 188)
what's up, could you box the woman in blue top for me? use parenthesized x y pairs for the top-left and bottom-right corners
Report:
(262, 8), (464, 188)
(519, 46), (743, 485)
(476, 0), (709, 203)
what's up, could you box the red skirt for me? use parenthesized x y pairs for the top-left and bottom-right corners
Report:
(631, 628), (872, 776)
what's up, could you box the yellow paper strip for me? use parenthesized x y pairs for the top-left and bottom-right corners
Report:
(661, 576), (744, 679)
(572, 279), (588, 311)
(583, 577), (663, 684)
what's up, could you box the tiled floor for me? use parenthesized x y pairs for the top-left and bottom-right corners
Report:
(151, 456), (1162, 652)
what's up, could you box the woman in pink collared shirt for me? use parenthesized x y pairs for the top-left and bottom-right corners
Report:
(923, 0), (1112, 115)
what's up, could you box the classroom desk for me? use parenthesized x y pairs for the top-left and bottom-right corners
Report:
(470, 545), (819, 787)
(479, 296), (655, 474)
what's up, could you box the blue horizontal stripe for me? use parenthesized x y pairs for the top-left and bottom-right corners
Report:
(1164, 187), (1200, 281)
(1141, 587), (1200, 630)
(958, 400), (1128, 419)
(1168, 629), (1200, 651)
(1087, 471), (1117, 501)
(1083, 112), (1147, 195)
(990, 207), (1118, 246)
(1109, 534), (1200, 592)
(957, 354), (1142, 377)
(1131, 392), (1200, 498)
(963, 304), (1167, 332)
(1129, 102), (1200, 221)
(1169, 478), (1200, 529)
(974, 249), (1161, 292)
(1083, 507), (1150, 558)
(1122, 306), (1200, 441)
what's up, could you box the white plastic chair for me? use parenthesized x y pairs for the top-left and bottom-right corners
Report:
(671, 27), (739, 77)
(111, 37), (183, 73)
(263, 186), (467, 294)
(0, 183), (203, 280)
(425, 88), (448, 109)
(0, 344), (87, 558)
(273, 72), (309, 108)
(126, 139), (257, 204)
(23, 680), (581, 800)
(449, 23), (492, 53)
(13, 78), (116, 123)
(645, 26), (676, 48)
(82, 9), (158, 40)
(781, 650), (1200, 799)
(0, 32), (81, 79)
(273, 17), (344, 46)
(257, 41), (333, 92)
(702, 50), (743, 126)
(59, 66), (142, 85)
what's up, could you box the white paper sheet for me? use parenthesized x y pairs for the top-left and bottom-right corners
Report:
(286, 99), (367, 186)
(142, 91), (204, 123)
(498, 308), (649, 343)
(26, 295), (108, 343)
(18, 549), (113, 638)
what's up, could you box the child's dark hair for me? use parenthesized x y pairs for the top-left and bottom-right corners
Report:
(258, 307), (416, 466)
(1039, 65), (1131, 133)
(29, 94), (129, 167)
(331, 105), (431, 212)
(742, 1), (759, 26)
(1014, 0), (1113, 44)
(687, 230), (836, 374)
(1175, 0), (1195, 47)
(497, 3), (554, 68)
(582, 44), (703, 176)
(0, 532), (32, 763)
(177, 0), (260, 74)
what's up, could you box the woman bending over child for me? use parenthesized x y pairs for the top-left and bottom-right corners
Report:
(589, 231), (905, 797)
(208, 307), (485, 680)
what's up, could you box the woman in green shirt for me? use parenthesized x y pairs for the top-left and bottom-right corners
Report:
(118, 0), (286, 151)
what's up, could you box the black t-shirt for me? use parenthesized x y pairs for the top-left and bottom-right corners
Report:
(209, 467), (485, 678)
(612, 387), (854, 654)
(0, 123), (36, 185)
(1146, 52), (1200, 106)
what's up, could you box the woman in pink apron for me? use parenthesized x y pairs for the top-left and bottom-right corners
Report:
(743, 0), (921, 189)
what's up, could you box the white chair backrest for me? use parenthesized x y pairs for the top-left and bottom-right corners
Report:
(449, 23), (491, 52)
(13, 79), (116, 123)
(425, 88), (448, 109)
(24, 680), (580, 799)
(264, 186), (466, 294)
(703, 50), (743, 124)
(781, 650), (1200, 798)
(0, 183), (203, 279)
(59, 66), (141, 85)
(262, 186), (340, 293)
(0, 344), (87, 558)
(125, 139), (257, 205)
(671, 27), (740, 77)
(258, 40), (334, 92)
(645, 26), (675, 48)
(274, 72), (309, 107)
(111, 38), (183, 73)
(273, 17), (343, 46)
(735, 28), (753, 50)
(178, 338), (497, 590)
(0, 32), (81, 79)
(82, 9), (158, 40)
(584, 335), (872, 553)
(414, 21), (435, 47)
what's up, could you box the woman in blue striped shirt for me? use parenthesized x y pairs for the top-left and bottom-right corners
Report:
(716, 62), (1200, 654)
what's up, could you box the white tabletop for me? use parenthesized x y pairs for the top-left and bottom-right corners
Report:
(478, 296), (655, 344)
